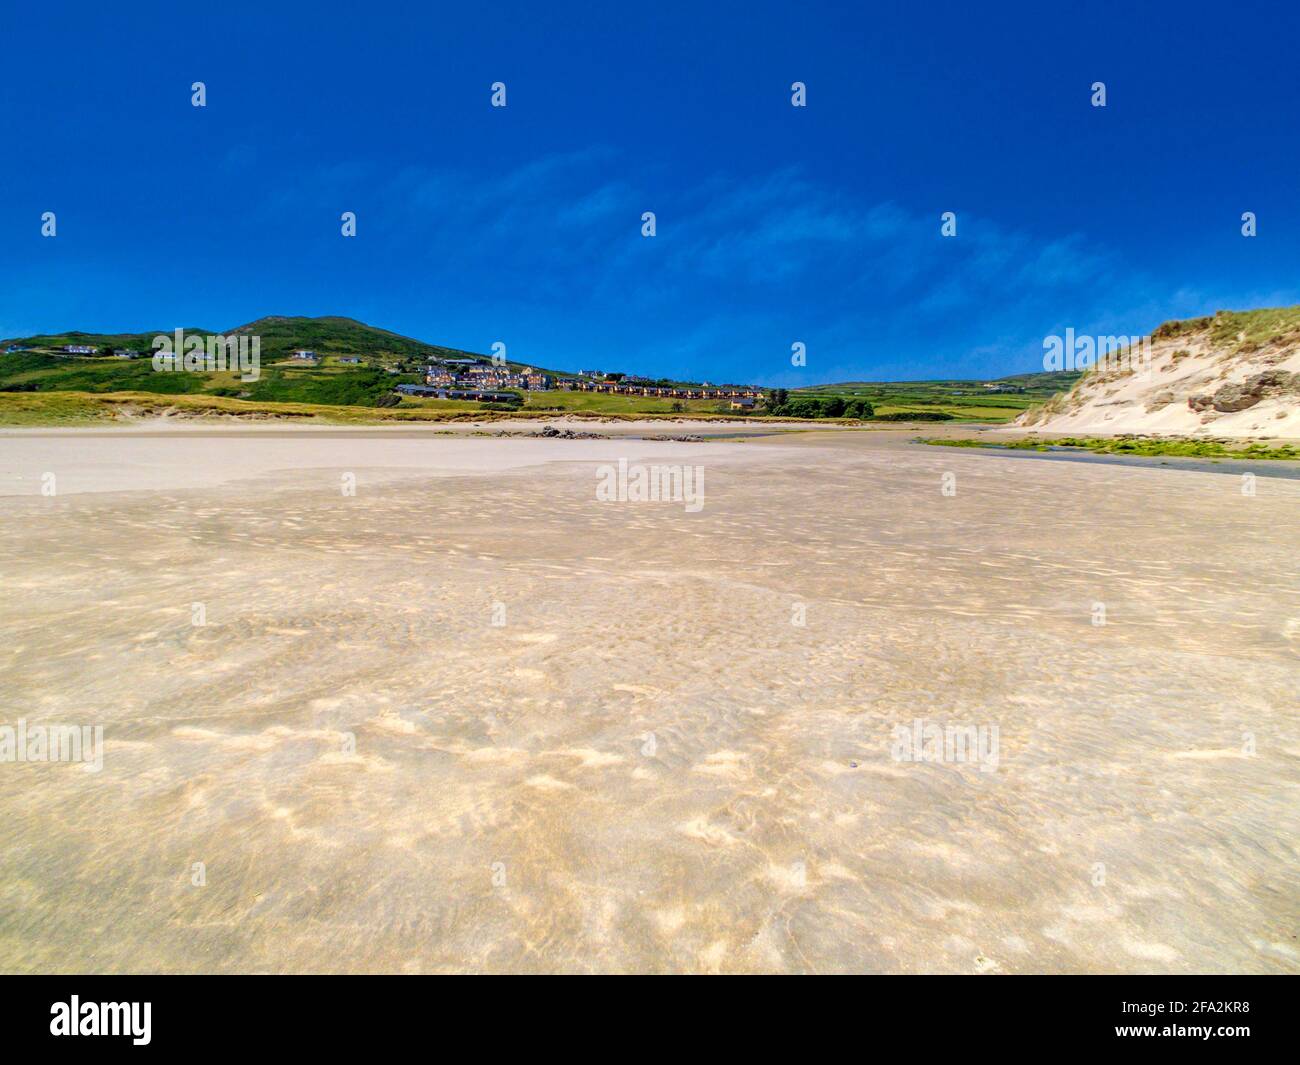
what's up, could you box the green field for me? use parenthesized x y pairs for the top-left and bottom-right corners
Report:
(795, 371), (1081, 422)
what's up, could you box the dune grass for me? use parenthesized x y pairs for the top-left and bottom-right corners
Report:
(920, 435), (1300, 460)
(0, 390), (796, 426)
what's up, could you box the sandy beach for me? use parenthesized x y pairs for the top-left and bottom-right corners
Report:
(1, 424), (1296, 973)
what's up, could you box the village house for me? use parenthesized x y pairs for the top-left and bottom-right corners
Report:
(62, 345), (96, 354)
(290, 350), (317, 361)
(519, 368), (553, 391)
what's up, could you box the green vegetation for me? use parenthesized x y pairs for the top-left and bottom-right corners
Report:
(1149, 305), (1300, 352)
(920, 436), (1300, 460)
(1205, 306), (1300, 352)
(519, 390), (739, 415)
(763, 390), (873, 419)
(793, 371), (1080, 422)
(0, 391), (771, 427)
(0, 392), (116, 425)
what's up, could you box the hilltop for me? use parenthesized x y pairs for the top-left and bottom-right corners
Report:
(1018, 307), (1300, 439)
(2, 316), (495, 368)
(223, 315), (486, 364)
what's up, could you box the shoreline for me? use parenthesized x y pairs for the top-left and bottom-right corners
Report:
(909, 438), (1300, 479)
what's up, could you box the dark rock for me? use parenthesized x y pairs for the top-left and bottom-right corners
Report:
(1211, 382), (1263, 412)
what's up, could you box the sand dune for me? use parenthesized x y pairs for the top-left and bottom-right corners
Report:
(1019, 311), (1300, 439)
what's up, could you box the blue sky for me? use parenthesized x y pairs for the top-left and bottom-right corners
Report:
(2, 0), (1298, 384)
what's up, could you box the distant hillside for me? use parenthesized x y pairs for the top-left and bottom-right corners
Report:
(793, 369), (1082, 421)
(223, 316), (481, 364)
(4, 316), (484, 362)
(1, 315), (573, 372)
(805, 370), (1080, 395)
(1018, 307), (1300, 439)
(3, 327), (214, 352)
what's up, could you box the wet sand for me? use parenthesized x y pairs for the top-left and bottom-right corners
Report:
(0, 425), (1296, 973)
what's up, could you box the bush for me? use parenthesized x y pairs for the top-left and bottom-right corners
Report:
(763, 393), (873, 419)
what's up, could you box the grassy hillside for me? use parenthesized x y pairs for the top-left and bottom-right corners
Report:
(224, 315), (480, 365)
(4, 327), (213, 352)
(0, 350), (424, 404)
(2, 315), (567, 375)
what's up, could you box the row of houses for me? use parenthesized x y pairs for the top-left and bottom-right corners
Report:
(423, 365), (553, 391)
(395, 384), (519, 402)
(0, 344), (147, 357)
(554, 378), (764, 400)
(59, 344), (143, 357)
(286, 350), (369, 364)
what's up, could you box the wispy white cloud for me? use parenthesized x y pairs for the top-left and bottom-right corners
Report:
(230, 147), (1299, 381)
